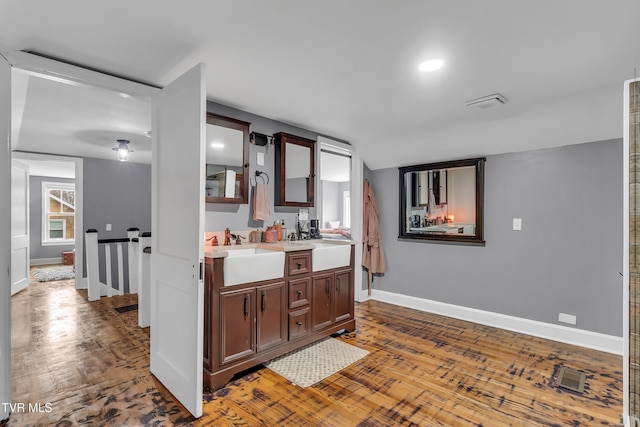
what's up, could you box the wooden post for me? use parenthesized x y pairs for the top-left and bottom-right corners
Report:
(138, 232), (151, 328)
(127, 228), (140, 294)
(85, 229), (100, 301)
(105, 243), (112, 298)
(116, 242), (124, 296)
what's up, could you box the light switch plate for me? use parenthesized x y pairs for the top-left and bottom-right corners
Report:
(106, 223), (112, 232)
(257, 152), (264, 166)
(513, 218), (522, 231)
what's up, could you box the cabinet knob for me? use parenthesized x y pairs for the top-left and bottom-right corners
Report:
(297, 262), (303, 269)
(296, 321), (303, 326)
(297, 290), (303, 297)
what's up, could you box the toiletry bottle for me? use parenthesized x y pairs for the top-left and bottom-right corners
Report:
(275, 221), (282, 241)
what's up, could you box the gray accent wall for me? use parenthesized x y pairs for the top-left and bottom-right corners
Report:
(83, 158), (151, 291)
(368, 139), (623, 337)
(29, 176), (75, 260)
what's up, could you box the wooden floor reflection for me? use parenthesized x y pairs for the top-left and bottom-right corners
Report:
(6, 273), (623, 426)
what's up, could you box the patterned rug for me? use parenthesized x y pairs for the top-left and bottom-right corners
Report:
(265, 337), (369, 388)
(32, 266), (75, 282)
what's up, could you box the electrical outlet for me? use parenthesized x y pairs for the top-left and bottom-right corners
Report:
(106, 223), (112, 232)
(513, 218), (522, 231)
(558, 313), (577, 325)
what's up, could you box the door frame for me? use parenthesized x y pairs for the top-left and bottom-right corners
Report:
(316, 136), (364, 301)
(11, 152), (84, 288)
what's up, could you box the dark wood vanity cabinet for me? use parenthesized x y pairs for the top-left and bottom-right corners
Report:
(219, 281), (286, 365)
(219, 288), (255, 364)
(203, 245), (355, 391)
(311, 269), (353, 332)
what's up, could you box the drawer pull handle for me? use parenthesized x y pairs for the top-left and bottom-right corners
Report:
(296, 321), (303, 326)
(337, 277), (341, 292)
(297, 290), (303, 297)
(243, 294), (249, 317)
(261, 291), (266, 312)
(297, 262), (303, 269)
(326, 278), (331, 294)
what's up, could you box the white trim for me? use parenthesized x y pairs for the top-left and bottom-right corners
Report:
(13, 152), (84, 291)
(41, 181), (75, 245)
(316, 136), (364, 300)
(368, 289), (623, 355)
(30, 257), (63, 266)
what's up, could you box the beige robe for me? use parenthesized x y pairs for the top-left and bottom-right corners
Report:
(362, 180), (385, 293)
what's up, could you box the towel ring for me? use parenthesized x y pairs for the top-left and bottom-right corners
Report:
(251, 170), (269, 186)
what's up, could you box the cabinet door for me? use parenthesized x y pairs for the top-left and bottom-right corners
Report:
(334, 269), (353, 323)
(256, 282), (286, 352)
(311, 273), (333, 331)
(220, 288), (255, 364)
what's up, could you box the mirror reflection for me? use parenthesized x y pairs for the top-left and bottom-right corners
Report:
(285, 142), (311, 203)
(274, 132), (315, 207)
(399, 158), (485, 244)
(205, 113), (249, 204)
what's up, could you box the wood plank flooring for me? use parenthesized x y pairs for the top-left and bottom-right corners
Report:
(5, 272), (622, 426)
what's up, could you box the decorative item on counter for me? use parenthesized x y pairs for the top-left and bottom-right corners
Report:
(275, 221), (283, 241)
(280, 219), (287, 241)
(212, 236), (219, 246)
(265, 225), (278, 243)
(224, 228), (232, 246)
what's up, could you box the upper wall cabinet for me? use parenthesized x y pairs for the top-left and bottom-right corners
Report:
(205, 113), (250, 204)
(274, 132), (315, 207)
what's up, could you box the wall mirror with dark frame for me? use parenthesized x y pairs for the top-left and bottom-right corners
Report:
(399, 157), (485, 244)
(274, 132), (315, 207)
(205, 112), (250, 204)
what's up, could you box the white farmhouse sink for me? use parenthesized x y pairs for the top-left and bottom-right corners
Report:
(311, 243), (351, 272)
(224, 248), (285, 286)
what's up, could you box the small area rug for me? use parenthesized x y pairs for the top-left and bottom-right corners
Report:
(265, 337), (369, 388)
(32, 266), (75, 282)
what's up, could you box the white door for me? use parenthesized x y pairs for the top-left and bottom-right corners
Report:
(0, 55), (12, 422)
(11, 160), (29, 296)
(150, 63), (206, 418)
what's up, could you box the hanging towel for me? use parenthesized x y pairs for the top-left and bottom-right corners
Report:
(362, 181), (385, 295)
(253, 182), (270, 222)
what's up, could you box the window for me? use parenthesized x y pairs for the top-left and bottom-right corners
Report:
(42, 182), (75, 245)
(343, 190), (351, 228)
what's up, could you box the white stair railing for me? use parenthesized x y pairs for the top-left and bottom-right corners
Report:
(85, 228), (138, 302)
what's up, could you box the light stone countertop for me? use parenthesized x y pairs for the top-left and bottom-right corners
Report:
(204, 238), (355, 259)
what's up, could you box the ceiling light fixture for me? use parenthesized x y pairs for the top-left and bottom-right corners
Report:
(112, 139), (133, 162)
(418, 59), (444, 72)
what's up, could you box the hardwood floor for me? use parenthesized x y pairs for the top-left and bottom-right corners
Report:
(5, 274), (622, 426)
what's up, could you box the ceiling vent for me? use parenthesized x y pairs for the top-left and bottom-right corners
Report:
(465, 93), (508, 109)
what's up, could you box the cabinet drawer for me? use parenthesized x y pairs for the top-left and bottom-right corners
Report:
(288, 277), (310, 309)
(288, 308), (310, 341)
(287, 252), (310, 276)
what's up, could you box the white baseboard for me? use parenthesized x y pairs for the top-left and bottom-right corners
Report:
(30, 257), (63, 266)
(358, 289), (623, 355)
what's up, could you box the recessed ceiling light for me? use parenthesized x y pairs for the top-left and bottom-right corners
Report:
(211, 142), (225, 149)
(419, 59), (444, 72)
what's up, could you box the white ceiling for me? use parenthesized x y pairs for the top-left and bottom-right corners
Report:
(2, 1), (639, 170)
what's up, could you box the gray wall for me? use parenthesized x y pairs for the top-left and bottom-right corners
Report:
(204, 101), (348, 233)
(29, 176), (75, 260)
(368, 139), (623, 337)
(83, 158), (151, 291)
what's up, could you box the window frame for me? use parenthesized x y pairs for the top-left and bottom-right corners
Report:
(42, 181), (76, 246)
